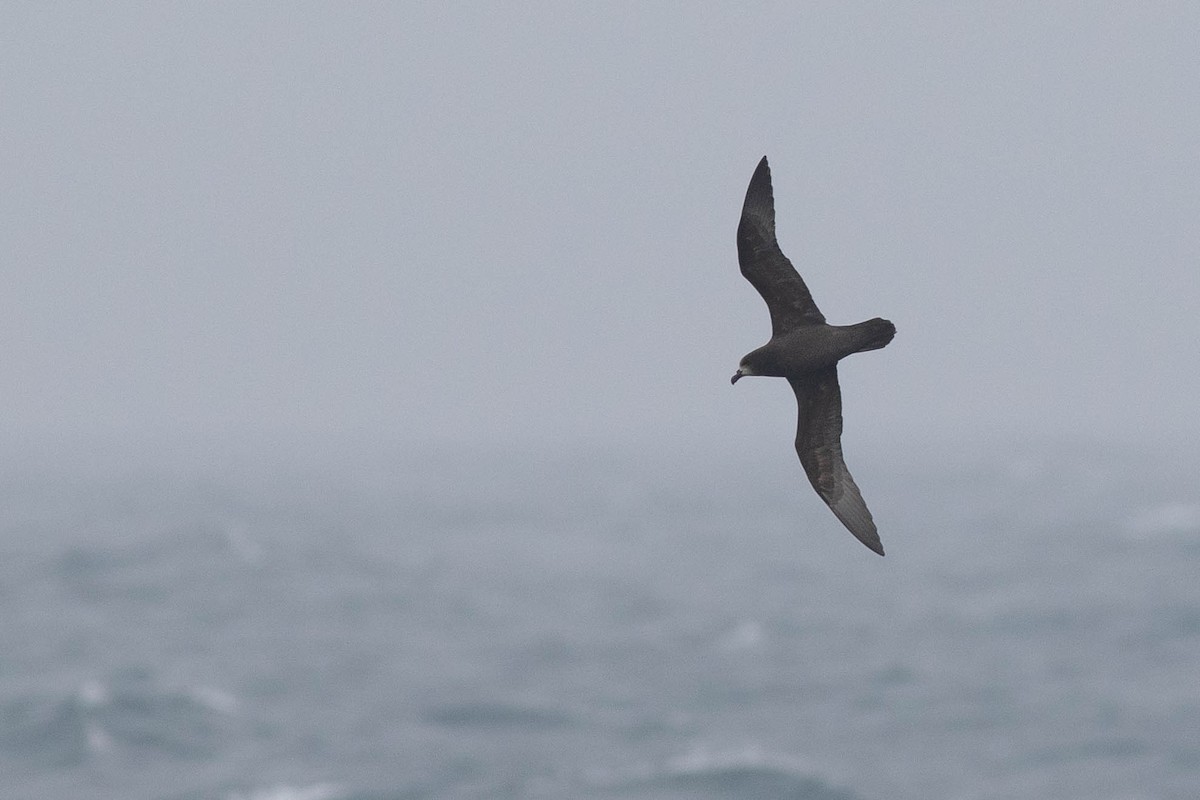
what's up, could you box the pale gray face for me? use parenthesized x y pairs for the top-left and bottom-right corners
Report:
(731, 362), (756, 384)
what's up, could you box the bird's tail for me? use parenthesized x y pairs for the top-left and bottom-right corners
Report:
(851, 318), (896, 353)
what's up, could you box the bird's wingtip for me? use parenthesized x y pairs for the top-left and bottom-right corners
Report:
(742, 156), (775, 218)
(752, 155), (771, 180)
(855, 535), (885, 556)
(858, 529), (885, 556)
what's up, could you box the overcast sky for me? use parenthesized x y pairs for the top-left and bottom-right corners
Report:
(4, 4), (1198, 464)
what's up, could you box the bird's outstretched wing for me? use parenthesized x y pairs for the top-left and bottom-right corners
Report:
(789, 368), (884, 555)
(737, 156), (825, 336)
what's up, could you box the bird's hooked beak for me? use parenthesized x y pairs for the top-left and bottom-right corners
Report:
(731, 369), (744, 385)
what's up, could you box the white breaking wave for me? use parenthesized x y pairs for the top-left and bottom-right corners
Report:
(226, 783), (344, 800)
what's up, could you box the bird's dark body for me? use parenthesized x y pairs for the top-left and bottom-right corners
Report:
(738, 318), (895, 378)
(732, 156), (895, 556)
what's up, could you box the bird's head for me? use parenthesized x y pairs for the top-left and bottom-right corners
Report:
(730, 359), (757, 385)
(732, 345), (778, 384)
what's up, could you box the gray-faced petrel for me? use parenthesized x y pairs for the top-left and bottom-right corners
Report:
(731, 156), (895, 556)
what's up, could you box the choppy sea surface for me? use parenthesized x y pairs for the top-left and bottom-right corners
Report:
(2, 439), (1198, 800)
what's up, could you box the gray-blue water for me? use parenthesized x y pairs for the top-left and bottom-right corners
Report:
(2, 440), (1198, 799)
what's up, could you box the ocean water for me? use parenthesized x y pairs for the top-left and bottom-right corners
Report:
(2, 440), (1198, 800)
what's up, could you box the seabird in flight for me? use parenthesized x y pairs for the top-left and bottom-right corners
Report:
(731, 156), (895, 555)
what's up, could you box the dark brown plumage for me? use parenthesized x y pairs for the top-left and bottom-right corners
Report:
(731, 156), (895, 556)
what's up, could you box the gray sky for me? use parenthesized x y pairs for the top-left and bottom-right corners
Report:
(4, 4), (1199, 462)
